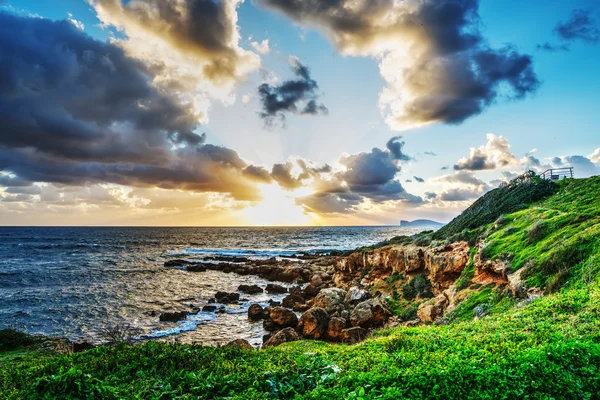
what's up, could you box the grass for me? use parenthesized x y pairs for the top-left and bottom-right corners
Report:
(2, 176), (600, 399)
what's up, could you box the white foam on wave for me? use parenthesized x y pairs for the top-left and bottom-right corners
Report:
(143, 312), (217, 339)
(167, 247), (336, 259)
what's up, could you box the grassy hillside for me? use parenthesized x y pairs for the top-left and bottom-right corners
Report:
(2, 176), (600, 399)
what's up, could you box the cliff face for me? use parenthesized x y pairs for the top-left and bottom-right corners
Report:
(334, 242), (471, 293)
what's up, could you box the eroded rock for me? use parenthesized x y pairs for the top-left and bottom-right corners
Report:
(296, 307), (330, 340)
(269, 307), (298, 329)
(262, 327), (300, 349)
(350, 297), (392, 329)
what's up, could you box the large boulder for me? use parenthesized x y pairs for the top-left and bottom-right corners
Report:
(339, 327), (368, 344)
(262, 327), (300, 349)
(282, 294), (305, 309)
(327, 317), (347, 341)
(350, 298), (392, 329)
(344, 286), (371, 307)
(417, 294), (448, 323)
(248, 304), (266, 320)
(296, 308), (330, 340)
(238, 284), (263, 294)
(269, 307), (298, 329)
(224, 339), (254, 350)
(265, 284), (288, 294)
(312, 288), (347, 316)
(159, 311), (187, 322)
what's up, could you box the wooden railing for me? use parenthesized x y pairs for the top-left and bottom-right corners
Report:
(539, 167), (573, 181)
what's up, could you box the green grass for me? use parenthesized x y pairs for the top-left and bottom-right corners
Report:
(2, 176), (600, 399)
(2, 286), (600, 399)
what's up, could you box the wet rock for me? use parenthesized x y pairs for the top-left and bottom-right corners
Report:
(186, 264), (208, 272)
(303, 283), (321, 298)
(238, 284), (263, 294)
(269, 307), (298, 329)
(327, 317), (347, 341)
(224, 339), (254, 350)
(344, 286), (371, 307)
(265, 284), (288, 294)
(159, 311), (187, 322)
(282, 294), (305, 309)
(268, 300), (282, 307)
(312, 288), (347, 316)
(215, 291), (240, 304)
(248, 304), (266, 320)
(202, 305), (217, 312)
(339, 327), (368, 344)
(263, 319), (278, 332)
(262, 327), (300, 349)
(350, 298), (392, 329)
(296, 307), (330, 340)
(216, 308), (227, 314)
(164, 259), (193, 267)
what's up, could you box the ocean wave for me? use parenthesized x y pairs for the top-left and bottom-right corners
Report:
(167, 247), (338, 259)
(143, 312), (216, 339)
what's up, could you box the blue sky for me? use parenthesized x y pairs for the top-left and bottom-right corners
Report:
(0, 0), (598, 225)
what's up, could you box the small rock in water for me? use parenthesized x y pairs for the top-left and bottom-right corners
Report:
(187, 264), (207, 272)
(269, 307), (298, 329)
(215, 291), (240, 304)
(164, 259), (193, 267)
(238, 284), (263, 294)
(265, 284), (287, 294)
(224, 339), (254, 350)
(159, 311), (187, 322)
(268, 299), (281, 306)
(202, 305), (217, 312)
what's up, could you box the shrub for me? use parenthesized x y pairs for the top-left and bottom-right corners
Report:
(402, 274), (433, 300)
(398, 304), (419, 321)
(0, 329), (43, 351)
(98, 323), (143, 345)
(527, 219), (547, 244)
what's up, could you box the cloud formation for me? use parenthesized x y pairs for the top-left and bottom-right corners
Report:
(0, 12), (263, 201)
(260, 0), (539, 129)
(454, 134), (518, 171)
(555, 9), (599, 44)
(91, 0), (260, 118)
(258, 57), (327, 125)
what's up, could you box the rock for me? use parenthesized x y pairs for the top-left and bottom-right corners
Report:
(404, 246), (426, 272)
(262, 327), (300, 349)
(312, 288), (347, 315)
(339, 327), (368, 344)
(238, 284), (263, 294)
(72, 341), (95, 353)
(202, 305), (217, 312)
(224, 339), (254, 350)
(344, 286), (371, 307)
(403, 320), (419, 327)
(289, 285), (305, 298)
(266, 284), (288, 294)
(269, 307), (298, 329)
(282, 294), (305, 309)
(296, 308), (330, 340)
(327, 317), (347, 341)
(417, 294), (448, 323)
(263, 319), (278, 332)
(303, 283), (321, 298)
(248, 304), (266, 320)
(187, 264), (207, 272)
(425, 242), (470, 290)
(159, 311), (187, 322)
(350, 297), (392, 329)
(268, 300), (281, 306)
(164, 259), (193, 267)
(215, 291), (240, 304)
(216, 308), (227, 314)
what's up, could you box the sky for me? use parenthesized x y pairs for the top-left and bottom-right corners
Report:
(0, 0), (599, 226)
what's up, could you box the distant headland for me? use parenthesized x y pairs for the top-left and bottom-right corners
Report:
(399, 219), (445, 228)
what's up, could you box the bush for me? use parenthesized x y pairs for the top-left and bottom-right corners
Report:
(398, 304), (419, 321)
(402, 274), (433, 300)
(98, 323), (143, 345)
(0, 329), (43, 351)
(527, 219), (547, 244)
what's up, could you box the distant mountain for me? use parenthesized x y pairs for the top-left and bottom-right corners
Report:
(399, 219), (445, 228)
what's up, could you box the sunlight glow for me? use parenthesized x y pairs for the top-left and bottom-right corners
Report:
(241, 183), (312, 226)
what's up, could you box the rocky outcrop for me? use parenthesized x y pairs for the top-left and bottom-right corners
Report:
(312, 288), (347, 317)
(417, 294), (448, 323)
(425, 242), (471, 290)
(262, 327), (300, 349)
(350, 298), (392, 329)
(296, 307), (330, 340)
(327, 317), (347, 341)
(265, 284), (288, 294)
(339, 327), (368, 344)
(344, 286), (371, 307)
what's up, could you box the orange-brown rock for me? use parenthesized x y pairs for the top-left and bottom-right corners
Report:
(425, 242), (470, 290)
(417, 294), (448, 323)
(296, 307), (330, 340)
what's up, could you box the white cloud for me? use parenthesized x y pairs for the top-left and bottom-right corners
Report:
(251, 39), (270, 54)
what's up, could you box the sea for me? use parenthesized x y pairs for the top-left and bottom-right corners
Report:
(0, 226), (419, 347)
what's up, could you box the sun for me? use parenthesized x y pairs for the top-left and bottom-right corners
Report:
(241, 183), (312, 226)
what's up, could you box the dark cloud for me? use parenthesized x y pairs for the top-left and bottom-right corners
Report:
(295, 192), (361, 214)
(555, 9), (599, 44)
(242, 165), (273, 183)
(386, 136), (411, 161)
(552, 157), (563, 166)
(561, 155), (599, 178)
(436, 171), (489, 188)
(536, 42), (570, 52)
(259, 0), (539, 128)
(271, 162), (303, 189)
(258, 57), (327, 125)
(0, 13), (262, 201)
(425, 192), (438, 199)
(439, 187), (483, 202)
(413, 176), (425, 183)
